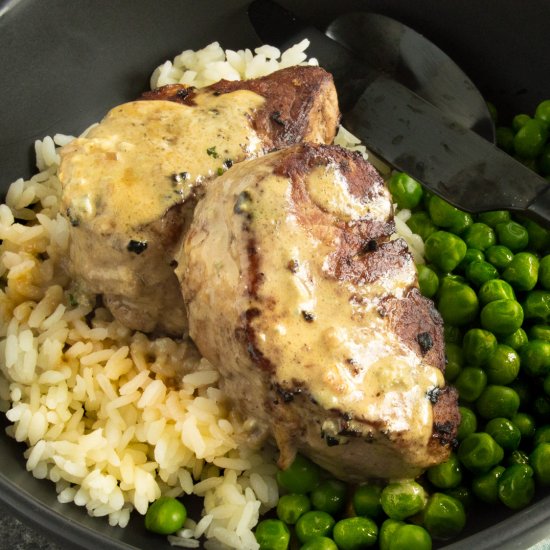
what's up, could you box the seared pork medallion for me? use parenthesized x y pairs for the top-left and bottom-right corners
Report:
(58, 66), (338, 334)
(178, 143), (459, 481)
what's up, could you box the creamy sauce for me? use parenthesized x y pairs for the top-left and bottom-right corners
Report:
(59, 90), (266, 234)
(226, 158), (444, 451)
(306, 164), (392, 221)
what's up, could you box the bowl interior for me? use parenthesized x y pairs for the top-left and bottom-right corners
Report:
(1, 0), (550, 548)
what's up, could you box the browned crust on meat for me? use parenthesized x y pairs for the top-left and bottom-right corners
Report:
(430, 385), (460, 449)
(141, 66), (340, 149)
(379, 287), (446, 373)
(272, 144), (456, 459)
(141, 84), (198, 104)
(274, 143), (394, 246)
(183, 142), (459, 477)
(273, 141), (383, 202)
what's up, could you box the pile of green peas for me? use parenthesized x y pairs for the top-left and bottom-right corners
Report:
(254, 98), (550, 550)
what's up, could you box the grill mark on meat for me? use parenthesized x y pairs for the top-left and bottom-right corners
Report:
(235, 307), (275, 373)
(246, 237), (264, 299)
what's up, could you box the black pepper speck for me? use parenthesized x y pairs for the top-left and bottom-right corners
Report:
(127, 240), (148, 254)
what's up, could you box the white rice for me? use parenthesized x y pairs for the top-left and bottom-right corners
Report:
(0, 40), (424, 550)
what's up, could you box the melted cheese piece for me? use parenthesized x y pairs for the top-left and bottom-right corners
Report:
(223, 161), (444, 453)
(59, 90), (266, 234)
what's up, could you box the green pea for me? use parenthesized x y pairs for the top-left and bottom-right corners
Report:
(295, 511), (335, 543)
(311, 479), (347, 515)
(352, 484), (382, 518)
(511, 412), (536, 439)
(449, 211), (474, 235)
(514, 118), (548, 158)
(535, 99), (550, 126)
(454, 367), (487, 402)
(458, 248), (485, 272)
(523, 220), (550, 252)
(480, 299), (524, 335)
(484, 344), (520, 385)
(478, 210), (511, 228)
(426, 452), (462, 489)
(379, 519), (405, 550)
(471, 465), (506, 503)
(498, 464), (535, 510)
(276, 454), (320, 494)
(457, 433), (504, 474)
(422, 493), (466, 540)
(485, 245), (514, 270)
(523, 290), (550, 322)
(462, 328), (498, 366)
(496, 126), (515, 153)
(465, 260), (499, 286)
(407, 212), (437, 241)
(485, 417), (521, 451)
(427, 196), (472, 234)
(502, 252), (539, 291)
(463, 222), (496, 251)
(478, 279), (515, 305)
(539, 256), (550, 289)
(380, 480), (427, 520)
(424, 231), (467, 272)
(507, 449), (530, 467)
(476, 385), (520, 419)
(495, 221), (529, 252)
(500, 328), (528, 351)
(333, 517), (378, 550)
(144, 497), (187, 535)
(417, 264), (439, 298)
(388, 172), (423, 209)
(428, 196), (462, 228)
(509, 379), (532, 405)
(520, 340), (550, 377)
(444, 343), (464, 382)
(276, 494), (311, 525)
(299, 537), (338, 550)
(534, 425), (550, 446)
(443, 486), (473, 510)
(530, 442), (550, 486)
(456, 406), (477, 441)
(512, 114), (531, 132)
(530, 324), (550, 341)
(439, 274), (466, 288)
(444, 324), (463, 345)
(255, 519), (291, 550)
(390, 525), (432, 550)
(437, 281), (479, 326)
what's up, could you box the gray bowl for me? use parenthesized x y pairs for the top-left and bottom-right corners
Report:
(1, 1), (550, 548)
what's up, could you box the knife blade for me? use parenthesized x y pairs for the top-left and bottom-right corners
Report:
(248, 0), (550, 225)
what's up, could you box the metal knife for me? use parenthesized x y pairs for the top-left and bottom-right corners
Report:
(248, 0), (550, 226)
